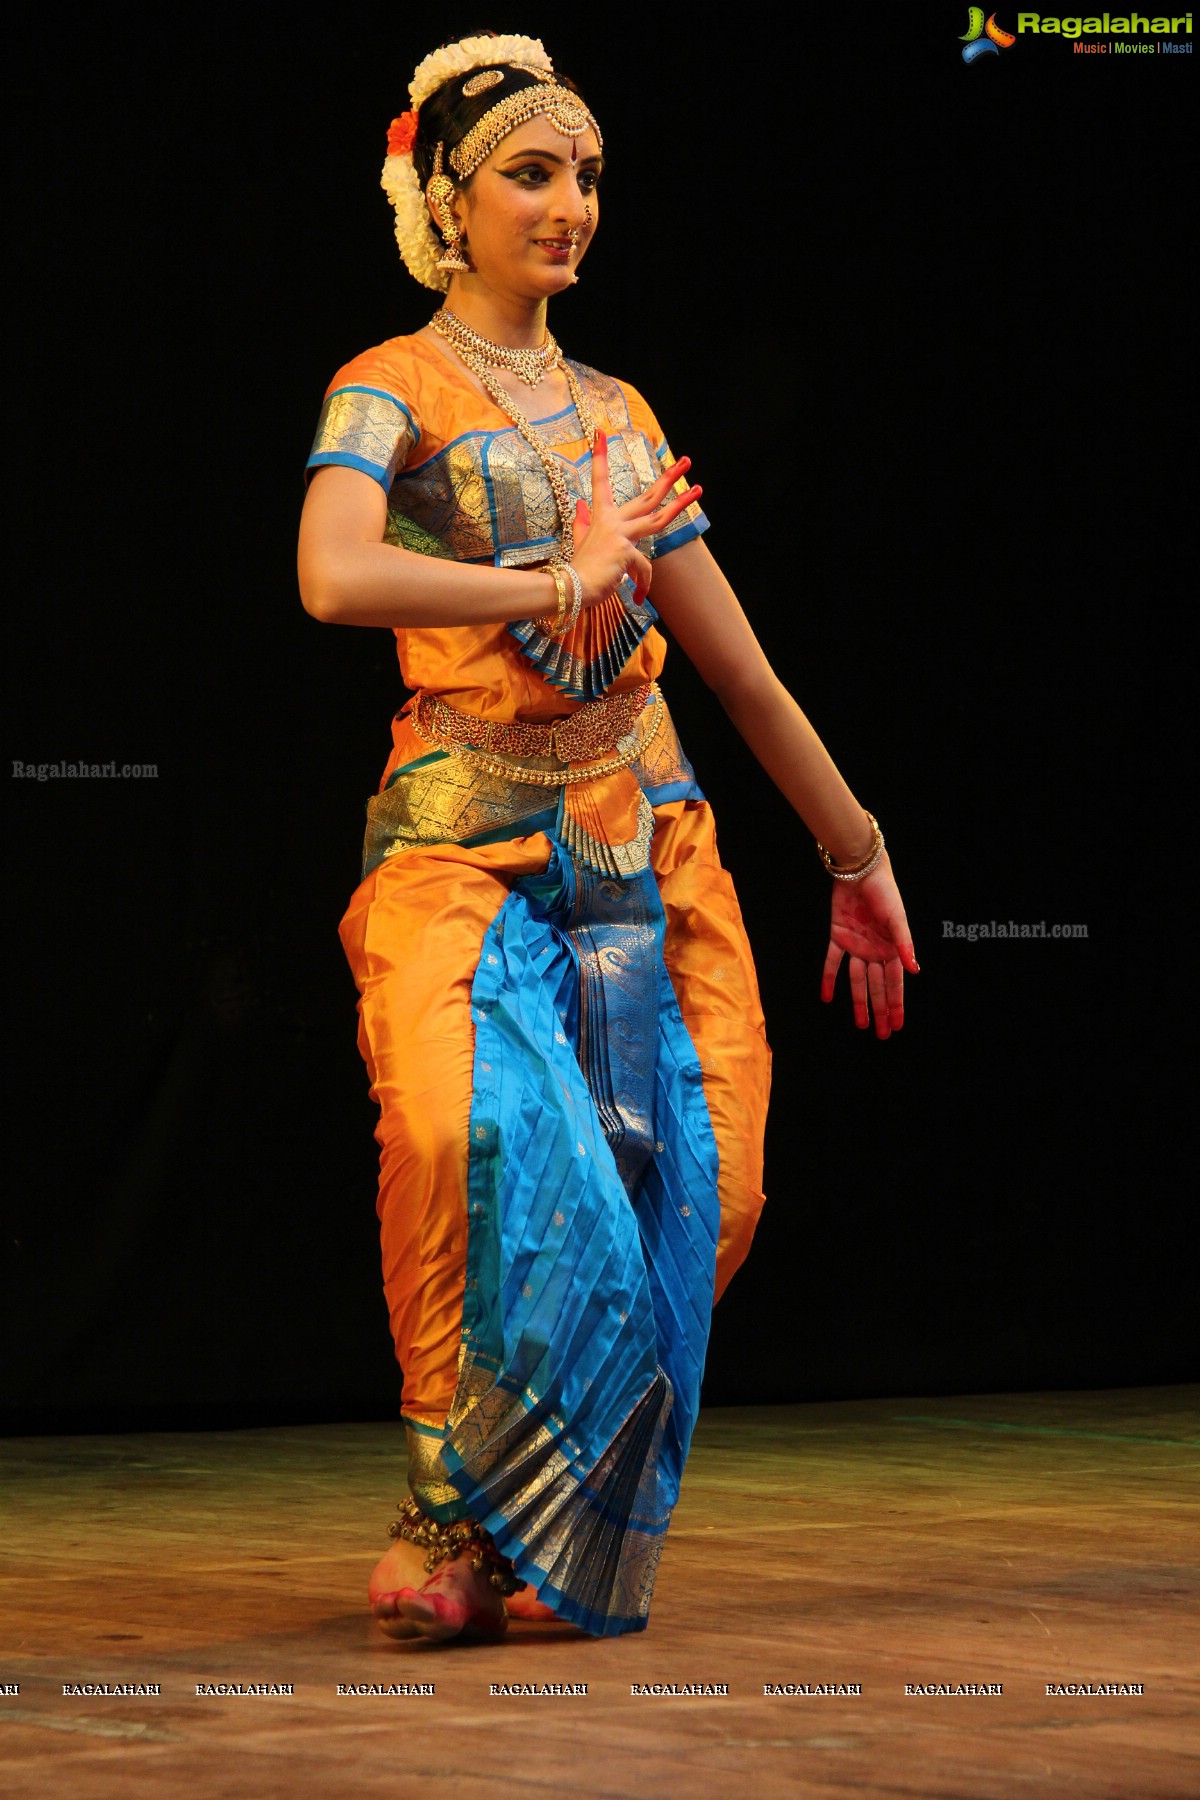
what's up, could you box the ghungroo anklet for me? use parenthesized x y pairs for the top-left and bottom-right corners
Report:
(388, 1495), (524, 1596)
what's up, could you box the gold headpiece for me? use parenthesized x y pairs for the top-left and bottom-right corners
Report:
(449, 81), (603, 181)
(462, 68), (504, 98)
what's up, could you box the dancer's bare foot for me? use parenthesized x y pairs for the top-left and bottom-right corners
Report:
(369, 1536), (432, 1606)
(367, 1537), (427, 1642)
(369, 1541), (507, 1642)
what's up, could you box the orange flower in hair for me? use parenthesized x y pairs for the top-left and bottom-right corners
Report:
(387, 111), (418, 157)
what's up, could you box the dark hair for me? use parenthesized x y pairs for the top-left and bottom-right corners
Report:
(413, 64), (586, 188)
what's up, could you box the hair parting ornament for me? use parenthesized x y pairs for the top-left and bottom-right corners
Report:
(462, 69), (503, 98)
(447, 79), (601, 182)
(380, 33), (602, 292)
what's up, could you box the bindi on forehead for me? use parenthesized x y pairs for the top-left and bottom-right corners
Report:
(494, 116), (602, 166)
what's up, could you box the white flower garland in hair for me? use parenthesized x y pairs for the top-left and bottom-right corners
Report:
(381, 150), (447, 293)
(381, 35), (556, 292)
(408, 34), (552, 109)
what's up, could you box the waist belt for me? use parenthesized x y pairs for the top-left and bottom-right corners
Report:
(410, 683), (663, 787)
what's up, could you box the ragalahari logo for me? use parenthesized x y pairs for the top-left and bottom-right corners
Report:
(960, 8), (1017, 59)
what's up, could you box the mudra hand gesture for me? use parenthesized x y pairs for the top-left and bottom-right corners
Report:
(821, 855), (920, 1040)
(573, 428), (702, 606)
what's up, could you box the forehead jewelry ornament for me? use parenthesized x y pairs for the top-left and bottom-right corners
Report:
(428, 143), (470, 274)
(449, 83), (602, 181)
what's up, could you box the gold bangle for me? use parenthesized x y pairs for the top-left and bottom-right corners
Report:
(555, 560), (584, 636)
(533, 564), (570, 638)
(548, 562), (578, 639)
(816, 811), (885, 882)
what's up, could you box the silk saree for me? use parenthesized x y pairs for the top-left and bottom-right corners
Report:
(308, 334), (770, 1634)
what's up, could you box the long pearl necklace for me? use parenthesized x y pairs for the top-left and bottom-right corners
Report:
(432, 307), (596, 562)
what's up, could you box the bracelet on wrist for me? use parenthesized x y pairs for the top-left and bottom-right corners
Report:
(534, 560), (583, 641)
(816, 811), (885, 882)
(555, 561), (583, 636)
(533, 563), (570, 637)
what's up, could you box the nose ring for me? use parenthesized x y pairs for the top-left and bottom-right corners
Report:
(584, 204), (594, 226)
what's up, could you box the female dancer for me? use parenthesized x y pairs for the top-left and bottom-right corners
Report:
(298, 33), (918, 1643)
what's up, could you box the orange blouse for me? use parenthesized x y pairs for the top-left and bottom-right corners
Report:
(307, 332), (709, 722)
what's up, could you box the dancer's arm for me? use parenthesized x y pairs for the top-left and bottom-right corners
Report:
(646, 538), (875, 861)
(297, 443), (698, 628)
(647, 537), (919, 1035)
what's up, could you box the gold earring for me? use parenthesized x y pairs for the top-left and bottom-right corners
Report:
(428, 143), (470, 274)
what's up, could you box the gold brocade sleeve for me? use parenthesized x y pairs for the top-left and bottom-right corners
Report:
(306, 386), (418, 490)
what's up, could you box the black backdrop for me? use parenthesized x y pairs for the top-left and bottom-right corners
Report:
(4, 8), (1191, 1431)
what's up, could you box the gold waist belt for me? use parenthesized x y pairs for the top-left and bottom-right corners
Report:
(410, 683), (664, 787)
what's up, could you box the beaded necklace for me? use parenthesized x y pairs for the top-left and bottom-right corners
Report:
(432, 306), (561, 387)
(432, 307), (596, 562)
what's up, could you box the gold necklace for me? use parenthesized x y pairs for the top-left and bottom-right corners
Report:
(432, 310), (596, 562)
(432, 307), (560, 389)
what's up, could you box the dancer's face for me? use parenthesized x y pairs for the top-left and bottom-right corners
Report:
(454, 117), (602, 299)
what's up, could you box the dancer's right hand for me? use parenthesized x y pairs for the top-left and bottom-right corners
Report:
(573, 429), (702, 607)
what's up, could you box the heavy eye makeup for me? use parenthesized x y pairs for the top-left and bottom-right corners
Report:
(500, 160), (603, 192)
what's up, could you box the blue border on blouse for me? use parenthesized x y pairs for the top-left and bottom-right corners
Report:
(654, 511), (711, 557)
(305, 385), (419, 490)
(307, 395), (707, 559)
(306, 449), (391, 490)
(325, 384), (418, 443)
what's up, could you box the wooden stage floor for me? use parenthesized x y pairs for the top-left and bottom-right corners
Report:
(2, 1387), (1196, 1799)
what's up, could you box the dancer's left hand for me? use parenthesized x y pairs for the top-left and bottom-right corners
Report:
(820, 856), (919, 1039)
